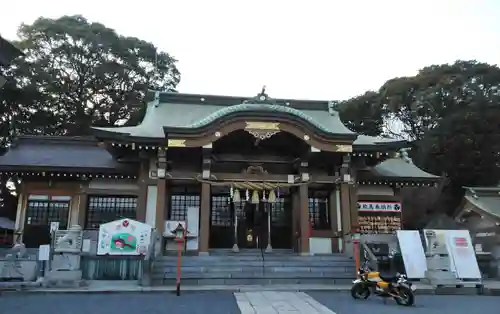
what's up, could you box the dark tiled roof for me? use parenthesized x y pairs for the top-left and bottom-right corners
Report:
(463, 187), (500, 219)
(0, 136), (131, 174)
(358, 157), (440, 183)
(0, 36), (23, 66)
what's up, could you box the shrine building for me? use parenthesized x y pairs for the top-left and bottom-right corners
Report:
(0, 90), (440, 255)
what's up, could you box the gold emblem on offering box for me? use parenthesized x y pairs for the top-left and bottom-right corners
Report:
(246, 229), (253, 243)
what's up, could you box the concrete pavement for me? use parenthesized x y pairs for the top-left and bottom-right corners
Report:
(3, 280), (499, 296)
(1, 290), (499, 314)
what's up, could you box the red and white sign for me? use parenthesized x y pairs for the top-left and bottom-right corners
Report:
(357, 202), (402, 212)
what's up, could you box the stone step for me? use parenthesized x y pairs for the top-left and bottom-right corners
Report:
(157, 255), (352, 262)
(155, 277), (354, 285)
(154, 260), (353, 267)
(157, 271), (353, 279)
(152, 266), (353, 274)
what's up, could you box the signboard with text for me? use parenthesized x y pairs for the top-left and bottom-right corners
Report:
(357, 202), (402, 234)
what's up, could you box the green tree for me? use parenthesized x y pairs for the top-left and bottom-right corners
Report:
(12, 15), (180, 135)
(335, 91), (386, 136)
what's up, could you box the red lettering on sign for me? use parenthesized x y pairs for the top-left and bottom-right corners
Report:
(454, 237), (468, 247)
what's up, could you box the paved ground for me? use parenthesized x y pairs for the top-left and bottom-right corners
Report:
(1, 290), (498, 314)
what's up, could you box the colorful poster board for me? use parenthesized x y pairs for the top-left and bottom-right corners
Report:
(396, 230), (427, 279)
(97, 219), (152, 256)
(357, 201), (402, 234)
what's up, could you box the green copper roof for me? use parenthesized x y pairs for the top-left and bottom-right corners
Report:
(188, 102), (330, 132)
(92, 92), (356, 138)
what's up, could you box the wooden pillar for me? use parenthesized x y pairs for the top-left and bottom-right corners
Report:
(292, 188), (300, 252)
(136, 159), (149, 222)
(199, 183), (211, 255)
(155, 148), (167, 236)
(340, 184), (352, 236)
(329, 188), (340, 252)
(77, 193), (88, 228)
(349, 184), (359, 230)
(199, 147), (212, 255)
(299, 184), (310, 255)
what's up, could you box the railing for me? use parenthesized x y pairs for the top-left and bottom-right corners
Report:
(359, 241), (379, 271)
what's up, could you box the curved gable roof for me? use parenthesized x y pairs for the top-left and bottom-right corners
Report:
(92, 92), (356, 140)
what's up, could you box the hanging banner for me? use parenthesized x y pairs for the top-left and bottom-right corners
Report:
(97, 219), (152, 256)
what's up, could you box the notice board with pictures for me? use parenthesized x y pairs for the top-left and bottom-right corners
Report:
(357, 201), (402, 234)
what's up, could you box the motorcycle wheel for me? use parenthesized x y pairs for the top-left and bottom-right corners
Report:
(351, 283), (370, 300)
(394, 287), (415, 306)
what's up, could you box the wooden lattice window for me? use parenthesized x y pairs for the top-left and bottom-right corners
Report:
(85, 195), (137, 229)
(308, 191), (330, 230)
(169, 195), (200, 221)
(25, 195), (71, 228)
(211, 195), (232, 226)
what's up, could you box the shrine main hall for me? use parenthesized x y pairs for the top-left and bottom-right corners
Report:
(0, 90), (439, 254)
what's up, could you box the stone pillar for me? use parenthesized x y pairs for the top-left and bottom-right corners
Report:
(199, 183), (211, 255)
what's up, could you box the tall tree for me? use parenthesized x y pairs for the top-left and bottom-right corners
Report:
(11, 15), (181, 135)
(379, 60), (500, 141)
(335, 91), (386, 136)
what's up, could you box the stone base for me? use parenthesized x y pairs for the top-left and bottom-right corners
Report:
(44, 270), (85, 288)
(265, 244), (273, 253)
(198, 251), (209, 256)
(232, 244), (239, 253)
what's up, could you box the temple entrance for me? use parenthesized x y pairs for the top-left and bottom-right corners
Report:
(208, 190), (293, 250)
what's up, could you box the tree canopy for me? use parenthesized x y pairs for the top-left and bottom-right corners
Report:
(0, 15), (181, 219)
(337, 60), (500, 218)
(1, 15), (180, 138)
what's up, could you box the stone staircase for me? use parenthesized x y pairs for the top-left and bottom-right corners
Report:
(151, 249), (356, 285)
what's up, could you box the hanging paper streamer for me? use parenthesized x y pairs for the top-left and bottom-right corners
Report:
(245, 189), (250, 201)
(233, 189), (241, 202)
(251, 190), (260, 204)
(277, 188), (280, 199)
(230, 186), (234, 198)
(268, 190), (276, 203)
(262, 190), (267, 202)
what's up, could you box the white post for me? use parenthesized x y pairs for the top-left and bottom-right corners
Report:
(266, 203), (273, 252)
(232, 208), (239, 252)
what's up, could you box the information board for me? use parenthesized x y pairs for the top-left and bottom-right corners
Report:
(358, 201), (402, 234)
(397, 230), (427, 279)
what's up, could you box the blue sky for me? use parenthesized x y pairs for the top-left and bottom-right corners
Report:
(1, 0), (499, 100)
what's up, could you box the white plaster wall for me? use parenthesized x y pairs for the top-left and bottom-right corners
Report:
(357, 185), (394, 196)
(145, 185), (158, 227)
(88, 179), (139, 190)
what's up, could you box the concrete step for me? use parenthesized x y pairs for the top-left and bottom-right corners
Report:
(152, 266), (353, 274)
(154, 261), (353, 268)
(156, 278), (354, 285)
(159, 271), (354, 279)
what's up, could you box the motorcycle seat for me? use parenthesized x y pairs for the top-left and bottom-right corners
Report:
(379, 275), (398, 283)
